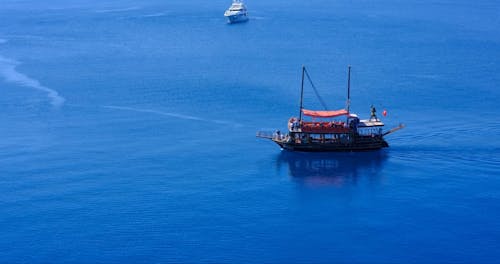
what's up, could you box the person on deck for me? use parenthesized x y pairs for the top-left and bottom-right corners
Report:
(370, 105), (378, 121)
(274, 130), (281, 140)
(292, 120), (299, 131)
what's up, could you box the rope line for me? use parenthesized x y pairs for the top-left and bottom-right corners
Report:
(304, 67), (329, 110)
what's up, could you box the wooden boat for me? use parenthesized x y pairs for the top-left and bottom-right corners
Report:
(257, 66), (404, 152)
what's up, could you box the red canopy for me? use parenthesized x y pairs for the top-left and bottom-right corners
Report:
(302, 109), (349, 118)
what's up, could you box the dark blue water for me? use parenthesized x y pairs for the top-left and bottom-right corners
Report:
(1, 0), (499, 262)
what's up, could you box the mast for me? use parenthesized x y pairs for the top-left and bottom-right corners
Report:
(347, 65), (351, 113)
(299, 65), (305, 121)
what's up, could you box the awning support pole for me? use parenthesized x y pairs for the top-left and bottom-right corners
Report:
(299, 65), (305, 122)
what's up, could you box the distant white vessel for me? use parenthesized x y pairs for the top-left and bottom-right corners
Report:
(224, 0), (249, 24)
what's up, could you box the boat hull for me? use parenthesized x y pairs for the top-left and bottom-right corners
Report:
(273, 137), (389, 152)
(225, 13), (249, 23)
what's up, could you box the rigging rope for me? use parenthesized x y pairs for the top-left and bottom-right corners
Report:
(303, 68), (329, 110)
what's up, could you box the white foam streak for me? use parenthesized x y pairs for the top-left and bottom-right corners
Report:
(103, 105), (203, 120)
(141, 12), (168, 18)
(0, 56), (65, 106)
(102, 105), (242, 127)
(96, 7), (141, 13)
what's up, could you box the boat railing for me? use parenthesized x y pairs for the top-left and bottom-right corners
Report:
(256, 131), (288, 142)
(357, 127), (383, 136)
(256, 131), (274, 139)
(382, 123), (405, 136)
(300, 121), (349, 133)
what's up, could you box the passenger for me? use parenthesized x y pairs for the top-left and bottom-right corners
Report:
(274, 130), (281, 140)
(370, 105), (378, 121)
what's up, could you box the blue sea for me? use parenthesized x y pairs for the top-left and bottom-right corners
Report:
(1, 0), (499, 263)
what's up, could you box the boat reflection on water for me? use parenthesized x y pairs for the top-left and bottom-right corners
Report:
(276, 150), (387, 187)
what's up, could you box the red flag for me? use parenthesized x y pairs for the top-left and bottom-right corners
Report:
(383, 109), (387, 117)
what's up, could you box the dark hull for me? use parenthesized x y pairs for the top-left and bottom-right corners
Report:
(274, 137), (389, 152)
(226, 14), (249, 24)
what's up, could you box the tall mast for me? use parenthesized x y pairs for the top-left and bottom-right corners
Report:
(347, 65), (351, 113)
(299, 65), (305, 121)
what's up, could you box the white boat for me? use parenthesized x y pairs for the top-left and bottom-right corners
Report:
(224, 0), (249, 24)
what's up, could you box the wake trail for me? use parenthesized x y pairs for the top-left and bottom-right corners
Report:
(141, 13), (168, 18)
(0, 55), (65, 107)
(102, 105), (244, 127)
(95, 6), (141, 13)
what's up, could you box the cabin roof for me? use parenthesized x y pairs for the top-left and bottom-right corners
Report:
(358, 119), (385, 127)
(302, 109), (349, 118)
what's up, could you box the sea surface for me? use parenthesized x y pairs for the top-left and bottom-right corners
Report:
(1, 0), (499, 263)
